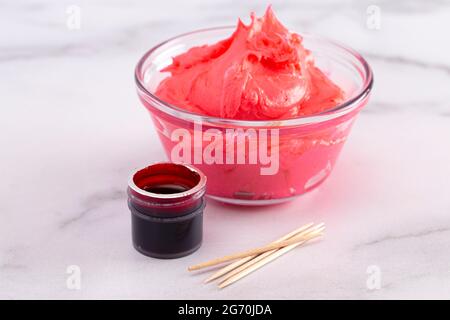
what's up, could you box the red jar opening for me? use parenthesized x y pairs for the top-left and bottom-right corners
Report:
(128, 162), (207, 216)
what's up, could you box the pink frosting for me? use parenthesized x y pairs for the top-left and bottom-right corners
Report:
(156, 7), (344, 120)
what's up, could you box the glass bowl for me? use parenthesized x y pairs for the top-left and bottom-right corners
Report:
(135, 27), (373, 205)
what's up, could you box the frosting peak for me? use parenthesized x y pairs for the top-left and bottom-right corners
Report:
(155, 7), (344, 120)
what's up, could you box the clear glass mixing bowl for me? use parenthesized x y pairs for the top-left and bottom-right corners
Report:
(135, 27), (373, 205)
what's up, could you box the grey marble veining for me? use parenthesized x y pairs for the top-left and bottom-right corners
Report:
(1, 0), (450, 299)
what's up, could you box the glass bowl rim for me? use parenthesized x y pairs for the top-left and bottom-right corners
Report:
(135, 26), (374, 127)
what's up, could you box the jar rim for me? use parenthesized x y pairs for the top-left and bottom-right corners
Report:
(135, 26), (374, 127)
(128, 162), (207, 202)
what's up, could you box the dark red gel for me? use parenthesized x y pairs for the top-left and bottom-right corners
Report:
(127, 163), (207, 259)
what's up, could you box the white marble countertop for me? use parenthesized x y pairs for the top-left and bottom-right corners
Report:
(1, 0), (450, 299)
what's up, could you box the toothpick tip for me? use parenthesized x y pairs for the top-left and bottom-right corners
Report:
(204, 276), (214, 284)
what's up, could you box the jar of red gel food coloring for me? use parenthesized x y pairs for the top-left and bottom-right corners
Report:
(127, 163), (206, 259)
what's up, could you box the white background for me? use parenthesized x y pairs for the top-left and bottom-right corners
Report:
(1, 0), (450, 299)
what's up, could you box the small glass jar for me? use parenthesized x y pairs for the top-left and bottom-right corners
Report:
(127, 163), (207, 259)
